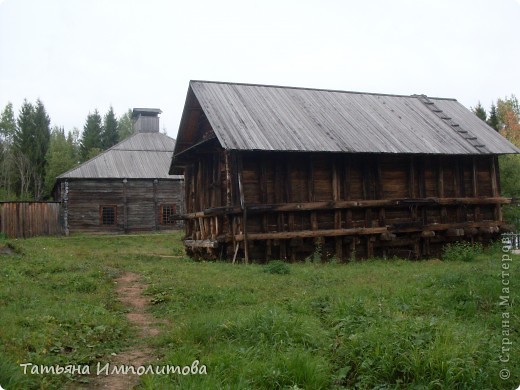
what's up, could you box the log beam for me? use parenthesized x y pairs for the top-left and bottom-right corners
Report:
(235, 227), (388, 241)
(176, 197), (512, 219)
(184, 239), (219, 248)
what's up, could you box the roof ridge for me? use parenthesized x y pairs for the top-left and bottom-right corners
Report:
(109, 149), (174, 152)
(190, 80), (458, 101)
(112, 132), (176, 149)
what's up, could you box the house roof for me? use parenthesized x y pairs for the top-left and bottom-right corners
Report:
(58, 132), (182, 180)
(172, 80), (520, 161)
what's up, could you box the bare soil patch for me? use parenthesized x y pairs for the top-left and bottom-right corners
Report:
(80, 272), (164, 389)
(0, 244), (16, 255)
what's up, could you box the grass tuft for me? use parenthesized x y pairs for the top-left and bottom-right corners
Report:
(264, 260), (290, 275)
(442, 241), (483, 262)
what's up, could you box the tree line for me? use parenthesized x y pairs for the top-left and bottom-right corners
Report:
(0, 100), (135, 200)
(472, 95), (520, 228)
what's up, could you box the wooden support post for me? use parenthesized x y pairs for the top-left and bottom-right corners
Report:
(375, 157), (383, 200)
(343, 155), (351, 200)
(472, 157), (481, 222)
(375, 157), (385, 235)
(286, 156), (295, 261)
(333, 158), (342, 259)
(408, 156), (417, 225)
(260, 160), (268, 204)
(418, 157), (427, 225)
(490, 156), (502, 221)
(153, 179), (158, 231)
(363, 158), (372, 230)
(344, 156), (352, 231)
(363, 159), (370, 200)
(378, 208), (386, 227)
(225, 151), (232, 207)
(367, 237), (374, 258)
(471, 157), (478, 197)
(237, 155), (249, 264)
(224, 150), (238, 256)
(122, 179), (128, 233)
(437, 157), (444, 198)
(266, 239), (272, 261)
(260, 161), (269, 262)
(197, 160), (203, 211)
(285, 156), (291, 202)
(308, 155), (314, 202)
(454, 158), (463, 222)
(413, 240), (420, 258)
(350, 237), (357, 261)
(438, 157), (447, 223)
(288, 212), (296, 262)
(494, 156), (502, 195)
(212, 152), (220, 207)
(308, 155), (318, 232)
(409, 156), (415, 198)
(274, 155), (286, 260)
(232, 242), (239, 264)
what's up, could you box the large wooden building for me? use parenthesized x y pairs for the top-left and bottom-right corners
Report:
(170, 81), (520, 261)
(54, 109), (183, 234)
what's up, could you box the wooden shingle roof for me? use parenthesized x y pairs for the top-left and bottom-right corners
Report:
(58, 132), (181, 179)
(173, 80), (520, 158)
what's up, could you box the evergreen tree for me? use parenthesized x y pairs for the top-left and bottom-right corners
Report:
(44, 126), (79, 195)
(80, 110), (103, 161)
(487, 103), (499, 131)
(32, 99), (51, 198)
(13, 100), (36, 198)
(117, 109), (134, 140)
(472, 102), (487, 122)
(67, 127), (81, 164)
(0, 102), (17, 198)
(14, 100), (35, 154)
(0, 102), (16, 142)
(101, 106), (119, 149)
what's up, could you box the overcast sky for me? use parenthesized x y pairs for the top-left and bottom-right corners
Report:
(0, 0), (519, 139)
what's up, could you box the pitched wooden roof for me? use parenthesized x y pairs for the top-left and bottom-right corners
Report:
(58, 132), (182, 179)
(173, 81), (520, 160)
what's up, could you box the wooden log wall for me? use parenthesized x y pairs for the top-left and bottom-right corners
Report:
(0, 202), (62, 238)
(62, 179), (184, 233)
(181, 151), (509, 262)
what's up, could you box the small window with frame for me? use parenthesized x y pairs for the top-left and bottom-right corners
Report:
(161, 204), (177, 225)
(100, 205), (117, 226)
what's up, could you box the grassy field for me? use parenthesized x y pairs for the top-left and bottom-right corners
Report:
(0, 232), (518, 389)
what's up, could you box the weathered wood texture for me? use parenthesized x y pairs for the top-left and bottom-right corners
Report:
(0, 202), (62, 238)
(180, 151), (508, 262)
(57, 179), (184, 233)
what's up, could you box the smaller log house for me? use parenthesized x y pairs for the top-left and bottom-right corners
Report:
(170, 81), (520, 261)
(54, 109), (183, 234)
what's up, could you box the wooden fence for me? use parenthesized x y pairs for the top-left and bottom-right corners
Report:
(502, 232), (520, 250)
(0, 202), (63, 238)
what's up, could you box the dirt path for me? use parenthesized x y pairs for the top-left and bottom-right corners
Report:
(86, 272), (163, 389)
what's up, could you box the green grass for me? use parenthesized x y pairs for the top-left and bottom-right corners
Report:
(0, 233), (519, 389)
